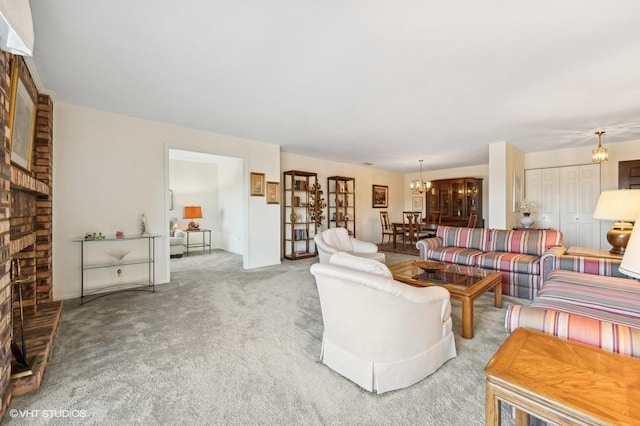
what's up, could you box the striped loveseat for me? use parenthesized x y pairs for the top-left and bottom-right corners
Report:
(505, 264), (640, 357)
(417, 226), (564, 299)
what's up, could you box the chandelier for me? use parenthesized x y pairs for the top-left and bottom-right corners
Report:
(591, 130), (609, 163)
(409, 160), (431, 193)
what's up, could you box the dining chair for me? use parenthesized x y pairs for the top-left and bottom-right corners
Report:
(403, 211), (431, 244)
(429, 210), (442, 225)
(380, 211), (402, 244)
(467, 213), (478, 228)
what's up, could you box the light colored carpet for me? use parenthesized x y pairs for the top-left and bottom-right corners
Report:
(6, 250), (522, 425)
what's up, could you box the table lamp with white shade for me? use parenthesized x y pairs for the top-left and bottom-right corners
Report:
(620, 212), (640, 280)
(592, 189), (640, 255)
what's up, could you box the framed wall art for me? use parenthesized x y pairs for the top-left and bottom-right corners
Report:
(412, 196), (423, 212)
(266, 181), (280, 204)
(250, 172), (265, 196)
(9, 59), (37, 171)
(372, 184), (388, 208)
(512, 171), (523, 212)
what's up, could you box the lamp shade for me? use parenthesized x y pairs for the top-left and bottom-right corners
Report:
(0, 0), (34, 56)
(593, 190), (640, 222)
(183, 206), (203, 220)
(620, 213), (640, 279)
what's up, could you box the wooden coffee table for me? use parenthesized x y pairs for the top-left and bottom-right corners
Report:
(389, 260), (502, 338)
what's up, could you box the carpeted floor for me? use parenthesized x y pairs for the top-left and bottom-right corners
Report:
(5, 250), (522, 425)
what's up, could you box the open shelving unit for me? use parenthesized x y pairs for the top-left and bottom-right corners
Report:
(327, 176), (355, 237)
(283, 170), (318, 260)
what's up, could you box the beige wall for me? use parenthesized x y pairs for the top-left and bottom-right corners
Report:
(53, 102), (281, 300)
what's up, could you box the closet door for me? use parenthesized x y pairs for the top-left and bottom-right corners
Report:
(559, 164), (600, 247)
(540, 168), (560, 230)
(576, 164), (601, 247)
(525, 168), (560, 231)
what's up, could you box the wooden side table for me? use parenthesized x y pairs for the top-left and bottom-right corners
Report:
(566, 246), (623, 260)
(485, 328), (640, 425)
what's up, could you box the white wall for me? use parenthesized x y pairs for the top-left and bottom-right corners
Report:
(280, 153), (404, 244)
(53, 102), (281, 300)
(170, 158), (219, 233)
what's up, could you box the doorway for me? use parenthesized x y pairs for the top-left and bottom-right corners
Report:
(167, 148), (244, 274)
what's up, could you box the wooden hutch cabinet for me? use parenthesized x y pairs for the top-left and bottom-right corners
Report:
(327, 176), (355, 237)
(425, 178), (483, 227)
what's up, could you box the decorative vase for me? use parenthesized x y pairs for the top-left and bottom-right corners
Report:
(290, 212), (298, 223)
(520, 213), (534, 228)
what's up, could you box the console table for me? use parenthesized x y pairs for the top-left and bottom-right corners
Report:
(74, 235), (158, 305)
(485, 328), (640, 425)
(184, 229), (212, 256)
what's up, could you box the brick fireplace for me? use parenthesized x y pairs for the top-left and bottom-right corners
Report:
(0, 52), (56, 417)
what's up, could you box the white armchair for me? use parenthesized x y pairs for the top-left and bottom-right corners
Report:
(309, 252), (457, 394)
(169, 218), (185, 258)
(314, 227), (385, 264)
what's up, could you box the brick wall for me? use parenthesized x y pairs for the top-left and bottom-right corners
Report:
(0, 53), (53, 417)
(0, 49), (13, 420)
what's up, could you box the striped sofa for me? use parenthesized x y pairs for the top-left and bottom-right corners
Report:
(505, 268), (640, 357)
(417, 226), (564, 299)
(542, 250), (625, 281)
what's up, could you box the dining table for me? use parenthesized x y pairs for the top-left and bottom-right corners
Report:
(391, 222), (438, 248)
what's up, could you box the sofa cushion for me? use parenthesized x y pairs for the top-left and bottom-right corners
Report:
(487, 229), (561, 256)
(476, 251), (541, 275)
(435, 226), (488, 250)
(532, 270), (640, 328)
(329, 251), (392, 278)
(426, 247), (484, 266)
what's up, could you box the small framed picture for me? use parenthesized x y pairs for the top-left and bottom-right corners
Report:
(412, 196), (423, 212)
(250, 172), (265, 196)
(372, 184), (388, 208)
(266, 181), (280, 204)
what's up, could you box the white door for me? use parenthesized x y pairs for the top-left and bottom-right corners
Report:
(576, 164), (601, 247)
(559, 164), (600, 248)
(540, 168), (560, 230)
(560, 166), (581, 247)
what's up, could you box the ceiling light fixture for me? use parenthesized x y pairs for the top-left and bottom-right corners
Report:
(591, 130), (609, 163)
(409, 160), (430, 193)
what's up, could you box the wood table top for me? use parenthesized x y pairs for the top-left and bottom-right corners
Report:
(486, 328), (640, 424)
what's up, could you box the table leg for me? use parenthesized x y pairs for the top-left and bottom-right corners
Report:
(494, 278), (502, 308)
(461, 297), (474, 339)
(393, 227), (397, 249)
(485, 382), (501, 425)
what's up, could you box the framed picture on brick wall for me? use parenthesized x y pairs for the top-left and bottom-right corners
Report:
(8, 59), (36, 171)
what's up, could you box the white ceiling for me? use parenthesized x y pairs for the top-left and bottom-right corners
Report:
(29, 0), (640, 173)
